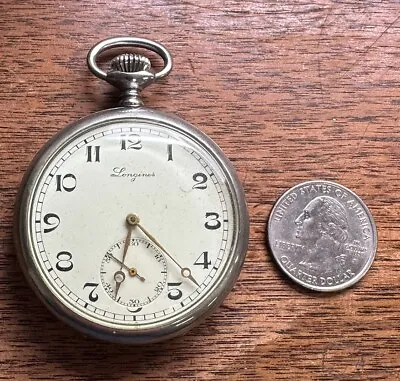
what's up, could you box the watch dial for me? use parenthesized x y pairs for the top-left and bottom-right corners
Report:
(26, 119), (240, 330)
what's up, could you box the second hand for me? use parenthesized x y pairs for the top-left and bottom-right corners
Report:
(107, 253), (145, 282)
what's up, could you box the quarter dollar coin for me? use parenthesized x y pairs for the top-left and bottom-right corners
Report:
(268, 180), (377, 291)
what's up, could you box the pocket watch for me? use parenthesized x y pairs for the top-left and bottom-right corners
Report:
(14, 37), (249, 344)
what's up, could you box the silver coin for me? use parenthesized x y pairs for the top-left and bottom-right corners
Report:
(268, 180), (377, 291)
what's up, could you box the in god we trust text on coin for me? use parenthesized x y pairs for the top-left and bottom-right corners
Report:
(268, 180), (377, 291)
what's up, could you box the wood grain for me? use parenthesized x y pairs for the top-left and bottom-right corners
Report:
(1, 1), (399, 380)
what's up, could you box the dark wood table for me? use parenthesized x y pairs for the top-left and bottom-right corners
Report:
(1, 1), (399, 380)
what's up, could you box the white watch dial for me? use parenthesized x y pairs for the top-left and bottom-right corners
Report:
(28, 120), (236, 327)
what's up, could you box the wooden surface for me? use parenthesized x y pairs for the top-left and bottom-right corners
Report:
(1, 1), (399, 380)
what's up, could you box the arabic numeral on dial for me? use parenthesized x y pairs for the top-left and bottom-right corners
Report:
(194, 251), (211, 269)
(205, 212), (221, 230)
(56, 251), (73, 272)
(167, 282), (182, 300)
(129, 299), (140, 307)
(43, 213), (60, 233)
(121, 134), (142, 150)
(86, 145), (100, 162)
(155, 253), (164, 262)
(192, 173), (208, 190)
(83, 282), (99, 302)
(56, 174), (77, 192)
(104, 283), (113, 293)
(154, 281), (164, 293)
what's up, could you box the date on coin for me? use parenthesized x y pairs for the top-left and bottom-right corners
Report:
(267, 180), (377, 291)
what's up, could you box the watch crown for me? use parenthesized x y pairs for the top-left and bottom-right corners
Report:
(110, 53), (151, 73)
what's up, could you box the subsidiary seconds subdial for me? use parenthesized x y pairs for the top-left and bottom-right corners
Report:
(100, 237), (167, 307)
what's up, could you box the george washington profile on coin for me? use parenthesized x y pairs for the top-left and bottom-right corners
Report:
(294, 196), (350, 272)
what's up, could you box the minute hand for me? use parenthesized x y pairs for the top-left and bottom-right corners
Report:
(135, 222), (200, 287)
